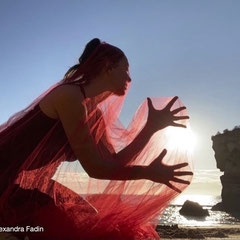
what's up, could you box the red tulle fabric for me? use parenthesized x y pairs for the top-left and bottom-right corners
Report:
(0, 43), (193, 240)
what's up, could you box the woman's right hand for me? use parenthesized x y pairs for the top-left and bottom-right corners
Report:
(146, 149), (193, 193)
(146, 96), (189, 134)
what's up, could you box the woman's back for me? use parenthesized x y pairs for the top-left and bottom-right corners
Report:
(0, 83), (84, 167)
(0, 83), (86, 198)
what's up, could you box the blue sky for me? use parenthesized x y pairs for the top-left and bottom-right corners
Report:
(0, 0), (239, 169)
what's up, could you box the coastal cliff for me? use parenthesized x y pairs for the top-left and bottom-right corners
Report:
(211, 126), (240, 212)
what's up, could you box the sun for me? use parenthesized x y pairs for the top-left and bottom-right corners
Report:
(165, 124), (197, 153)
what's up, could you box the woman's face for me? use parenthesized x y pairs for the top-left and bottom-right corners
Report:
(105, 57), (131, 96)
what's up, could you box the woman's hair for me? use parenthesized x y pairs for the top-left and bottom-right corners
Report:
(63, 38), (126, 85)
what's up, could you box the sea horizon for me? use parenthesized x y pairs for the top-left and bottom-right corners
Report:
(171, 169), (222, 206)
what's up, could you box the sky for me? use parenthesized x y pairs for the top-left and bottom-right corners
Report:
(0, 0), (240, 170)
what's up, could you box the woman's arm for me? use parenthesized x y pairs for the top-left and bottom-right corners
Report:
(101, 149), (193, 193)
(100, 97), (189, 165)
(53, 87), (191, 188)
(90, 108), (152, 165)
(112, 123), (153, 165)
(53, 85), (150, 180)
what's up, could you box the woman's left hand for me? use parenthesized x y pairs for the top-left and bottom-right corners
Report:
(146, 149), (193, 193)
(146, 96), (189, 133)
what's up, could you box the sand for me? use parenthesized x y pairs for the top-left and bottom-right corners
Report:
(157, 224), (240, 239)
(0, 233), (20, 240)
(1, 225), (240, 239)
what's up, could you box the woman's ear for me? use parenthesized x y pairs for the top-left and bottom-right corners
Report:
(103, 61), (113, 75)
(106, 60), (114, 71)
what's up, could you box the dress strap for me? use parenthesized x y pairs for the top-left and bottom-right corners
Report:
(59, 82), (87, 99)
(79, 85), (86, 99)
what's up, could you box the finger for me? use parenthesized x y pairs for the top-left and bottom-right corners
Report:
(171, 106), (186, 115)
(147, 97), (155, 110)
(173, 116), (189, 121)
(171, 162), (189, 170)
(158, 149), (167, 161)
(166, 182), (182, 193)
(165, 96), (178, 110)
(171, 177), (190, 184)
(171, 122), (187, 128)
(174, 171), (194, 176)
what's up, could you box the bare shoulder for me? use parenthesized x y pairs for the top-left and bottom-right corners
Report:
(53, 84), (84, 102)
(39, 84), (84, 119)
(52, 84), (85, 112)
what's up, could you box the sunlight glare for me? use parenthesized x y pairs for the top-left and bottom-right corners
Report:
(165, 124), (197, 153)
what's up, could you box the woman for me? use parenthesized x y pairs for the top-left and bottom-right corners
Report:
(0, 38), (193, 240)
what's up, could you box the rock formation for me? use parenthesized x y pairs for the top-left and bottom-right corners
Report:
(211, 126), (240, 212)
(179, 200), (209, 218)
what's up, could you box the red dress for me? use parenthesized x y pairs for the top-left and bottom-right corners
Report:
(0, 101), (101, 239)
(0, 105), (64, 237)
(0, 104), (58, 199)
(0, 83), (193, 240)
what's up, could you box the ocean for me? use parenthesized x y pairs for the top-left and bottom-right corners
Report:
(158, 169), (240, 226)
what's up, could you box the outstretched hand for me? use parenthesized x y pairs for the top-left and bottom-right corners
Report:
(146, 149), (193, 193)
(146, 96), (189, 133)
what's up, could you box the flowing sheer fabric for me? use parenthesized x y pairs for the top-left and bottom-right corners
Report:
(0, 43), (193, 240)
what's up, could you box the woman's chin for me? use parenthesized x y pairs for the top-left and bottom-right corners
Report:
(114, 88), (126, 96)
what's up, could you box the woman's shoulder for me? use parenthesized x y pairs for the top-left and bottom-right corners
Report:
(53, 83), (83, 97)
(51, 83), (84, 105)
(52, 83), (86, 117)
(39, 84), (84, 120)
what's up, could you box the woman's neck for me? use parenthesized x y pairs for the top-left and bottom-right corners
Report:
(83, 76), (112, 102)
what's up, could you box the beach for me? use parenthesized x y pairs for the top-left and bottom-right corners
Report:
(157, 224), (240, 239)
(1, 225), (240, 240)
(1, 225), (240, 239)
